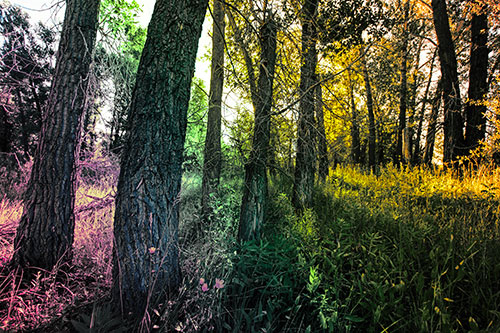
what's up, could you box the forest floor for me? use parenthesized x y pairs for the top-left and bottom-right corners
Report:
(0, 164), (499, 332)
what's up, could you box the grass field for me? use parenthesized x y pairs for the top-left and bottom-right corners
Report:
(0, 164), (499, 332)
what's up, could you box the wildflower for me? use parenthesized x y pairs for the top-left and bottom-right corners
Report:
(214, 278), (225, 289)
(199, 277), (205, 285)
(149, 247), (156, 254)
(201, 283), (209, 292)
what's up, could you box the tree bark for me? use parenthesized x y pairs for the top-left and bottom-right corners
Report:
(201, 0), (225, 222)
(293, 0), (319, 209)
(11, 0), (100, 271)
(423, 78), (443, 165)
(315, 77), (328, 182)
(395, 0), (410, 165)
(413, 50), (437, 164)
(239, 13), (277, 241)
(407, 40), (423, 164)
(0, 104), (12, 153)
(465, 6), (488, 154)
(112, 0), (208, 317)
(431, 0), (465, 163)
(348, 69), (361, 165)
(362, 52), (376, 173)
(15, 90), (30, 156)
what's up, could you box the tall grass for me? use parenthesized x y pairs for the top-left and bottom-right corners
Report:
(0, 162), (499, 331)
(290, 164), (500, 331)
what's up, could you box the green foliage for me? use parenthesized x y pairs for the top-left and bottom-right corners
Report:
(221, 238), (306, 332)
(183, 78), (208, 172)
(99, 0), (142, 46)
(228, 105), (254, 163)
(96, 0), (146, 154)
(222, 165), (497, 332)
(302, 166), (500, 331)
(319, 0), (388, 48)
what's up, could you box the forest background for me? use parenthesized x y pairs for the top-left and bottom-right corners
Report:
(0, 0), (500, 332)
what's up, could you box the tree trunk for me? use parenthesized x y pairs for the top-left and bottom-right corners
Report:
(431, 0), (465, 163)
(423, 78), (442, 165)
(11, 0), (100, 271)
(315, 78), (328, 182)
(413, 50), (437, 164)
(15, 90), (30, 156)
(227, 10), (258, 109)
(0, 104), (12, 153)
(239, 13), (277, 241)
(407, 40), (423, 164)
(112, 0), (208, 317)
(362, 52), (376, 173)
(201, 0), (225, 222)
(395, 0), (410, 165)
(293, 0), (319, 209)
(348, 69), (361, 164)
(465, 7), (488, 154)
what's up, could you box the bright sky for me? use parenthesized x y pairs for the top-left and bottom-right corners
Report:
(11, 0), (153, 30)
(10, 0), (212, 86)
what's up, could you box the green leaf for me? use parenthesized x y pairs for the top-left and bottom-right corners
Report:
(345, 314), (364, 323)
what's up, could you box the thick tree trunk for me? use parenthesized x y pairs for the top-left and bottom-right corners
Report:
(315, 78), (328, 182)
(395, 0), (410, 165)
(431, 0), (465, 163)
(423, 79), (442, 165)
(239, 14), (277, 241)
(465, 8), (488, 154)
(201, 0), (225, 222)
(293, 0), (319, 209)
(11, 0), (100, 271)
(362, 52), (376, 173)
(112, 0), (208, 317)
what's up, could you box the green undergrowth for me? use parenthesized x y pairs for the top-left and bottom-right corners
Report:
(1, 164), (499, 332)
(160, 165), (500, 332)
(248, 165), (500, 332)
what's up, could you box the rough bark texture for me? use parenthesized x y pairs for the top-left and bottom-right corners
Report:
(112, 0), (208, 316)
(395, 0), (410, 165)
(362, 53), (376, 173)
(423, 79), (443, 165)
(465, 8), (488, 154)
(11, 0), (100, 270)
(315, 79), (328, 182)
(293, 0), (319, 210)
(201, 0), (225, 222)
(431, 0), (465, 163)
(239, 14), (277, 242)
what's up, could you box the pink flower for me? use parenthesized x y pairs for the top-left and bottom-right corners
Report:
(199, 277), (205, 285)
(201, 283), (209, 292)
(214, 278), (225, 289)
(149, 247), (156, 254)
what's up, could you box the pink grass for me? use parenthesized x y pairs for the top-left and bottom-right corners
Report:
(0, 149), (119, 331)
